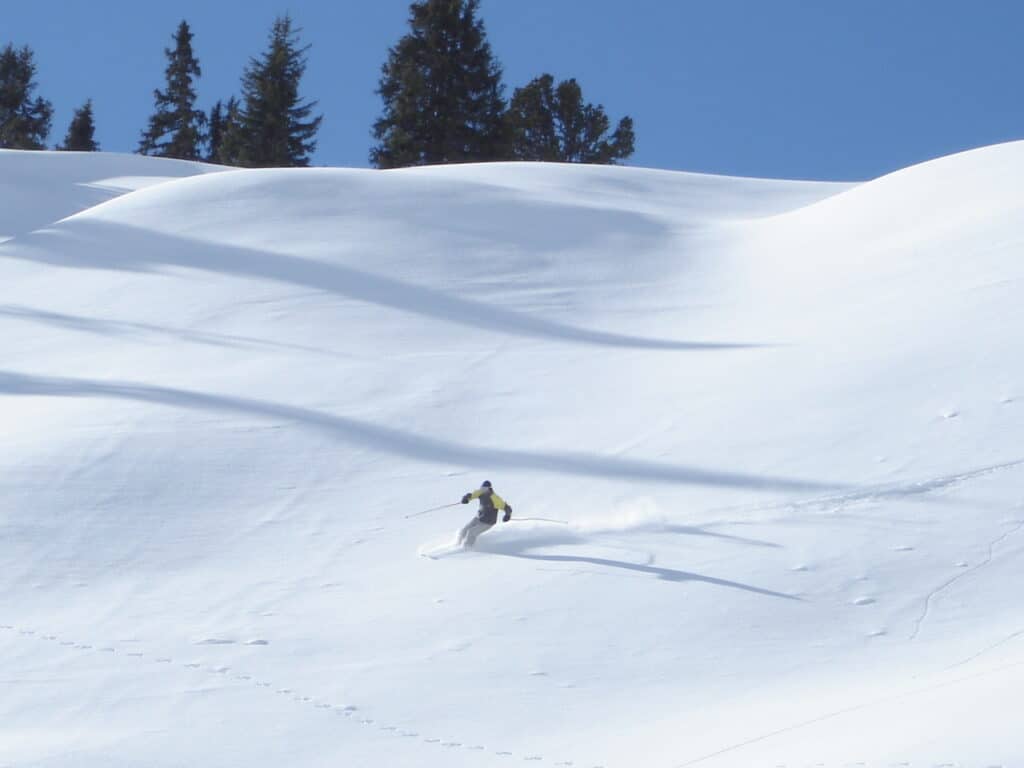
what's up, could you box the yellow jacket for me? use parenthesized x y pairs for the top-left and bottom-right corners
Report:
(469, 488), (508, 510)
(466, 487), (510, 524)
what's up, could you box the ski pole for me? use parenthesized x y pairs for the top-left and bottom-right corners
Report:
(405, 502), (461, 519)
(508, 517), (569, 525)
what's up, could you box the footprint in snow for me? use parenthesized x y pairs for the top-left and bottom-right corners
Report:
(441, 742), (462, 748)
(184, 663), (202, 669)
(955, 561), (969, 568)
(892, 545), (914, 552)
(155, 657), (172, 663)
(197, 638), (235, 645)
(853, 596), (876, 606)
(791, 564), (809, 572)
(868, 629), (888, 638)
(245, 639), (269, 646)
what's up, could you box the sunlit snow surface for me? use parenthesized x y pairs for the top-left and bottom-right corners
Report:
(1, 146), (1022, 767)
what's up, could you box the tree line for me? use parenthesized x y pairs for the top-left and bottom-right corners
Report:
(1, 0), (635, 168)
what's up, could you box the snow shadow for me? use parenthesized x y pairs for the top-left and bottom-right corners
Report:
(0, 304), (337, 357)
(3, 219), (759, 351)
(662, 524), (782, 548)
(480, 532), (799, 600)
(511, 554), (800, 599)
(0, 370), (838, 493)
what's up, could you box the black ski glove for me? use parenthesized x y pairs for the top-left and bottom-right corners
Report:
(502, 505), (512, 522)
(461, 494), (471, 504)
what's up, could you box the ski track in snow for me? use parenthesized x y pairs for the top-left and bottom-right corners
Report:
(0, 622), (592, 767)
(909, 517), (1024, 641)
(672, 656), (1024, 767)
(947, 627), (1024, 671)
(712, 458), (1024, 522)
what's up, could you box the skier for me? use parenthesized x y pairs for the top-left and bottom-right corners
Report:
(457, 481), (512, 548)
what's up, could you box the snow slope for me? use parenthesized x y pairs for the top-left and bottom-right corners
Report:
(1, 145), (1022, 768)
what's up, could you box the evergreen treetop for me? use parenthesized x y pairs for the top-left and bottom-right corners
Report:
(57, 99), (100, 151)
(206, 99), (225, 160)
(138, 20), (206, 160)
(371, 0), (507, 168)
(238, 15), (322, 168)
(0, 43), (54, 150)
(506, 74), (635, 164)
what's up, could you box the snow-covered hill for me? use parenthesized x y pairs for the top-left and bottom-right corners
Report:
(1, 144), (1022, 768)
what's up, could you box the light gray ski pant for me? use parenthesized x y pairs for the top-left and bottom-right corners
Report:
(458, 516), (494, 547)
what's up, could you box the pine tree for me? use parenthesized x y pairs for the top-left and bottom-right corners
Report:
(0, 44), (53, 150)
(506, 74), (635, 164)
(207, 96), (245, 165)
(371, 0), (506, 168)
(238, 15), (322, 168)
(138, 20), (206, 160)
(57, 99), (100, 151)
(207, 100), (225, 161)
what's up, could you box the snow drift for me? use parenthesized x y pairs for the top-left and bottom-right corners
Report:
(1, 143), (1022, 767)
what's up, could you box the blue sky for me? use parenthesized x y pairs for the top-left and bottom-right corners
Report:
(6, 0), (1024, 180)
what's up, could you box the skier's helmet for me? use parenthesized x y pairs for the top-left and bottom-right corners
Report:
(481, 480), (492, 488)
